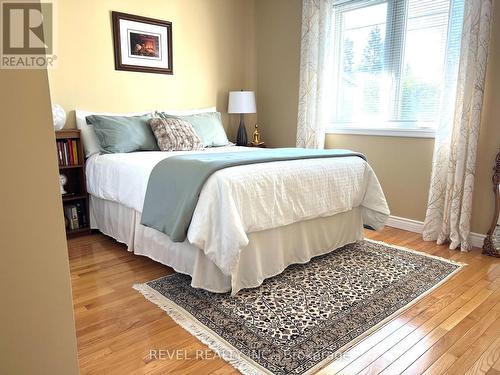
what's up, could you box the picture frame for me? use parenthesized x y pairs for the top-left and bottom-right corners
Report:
(112, 11), (173, 75)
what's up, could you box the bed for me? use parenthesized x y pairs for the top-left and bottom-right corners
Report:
(85, 146), (390, 294)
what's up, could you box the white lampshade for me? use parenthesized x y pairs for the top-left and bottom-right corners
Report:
(228, 91), (256, 114)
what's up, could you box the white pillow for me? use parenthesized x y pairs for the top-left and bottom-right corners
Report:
(75, 107), (216, 158)
(156, 106), (216, 117)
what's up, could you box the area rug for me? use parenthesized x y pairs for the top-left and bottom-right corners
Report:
(134, 240), (464, 375)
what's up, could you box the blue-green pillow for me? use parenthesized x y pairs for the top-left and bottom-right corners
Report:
(156, 111), (230, 147)
(86, 114), (159, 153)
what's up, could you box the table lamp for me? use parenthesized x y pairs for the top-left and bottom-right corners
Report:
(228, 90), (256, 146)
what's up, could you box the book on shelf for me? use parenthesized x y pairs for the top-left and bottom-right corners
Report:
(75, 201), (87, 228)
(64, 203), (87, 230)
(56, 139), (80, 166)
(64, 204), (79, 230)
(68, 139), (74, 165)
(57, 142), (63, 164)
(72, 140), (79, 165)
(63, 141), (68, 165)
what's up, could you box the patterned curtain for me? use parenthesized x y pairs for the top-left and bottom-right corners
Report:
(296, 0), (334, 149)
(423, 0), (493, 251)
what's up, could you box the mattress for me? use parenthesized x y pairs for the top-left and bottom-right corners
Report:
(86, 146), (390, 279)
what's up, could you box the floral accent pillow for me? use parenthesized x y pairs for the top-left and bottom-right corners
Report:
(149, 118), (204, 152)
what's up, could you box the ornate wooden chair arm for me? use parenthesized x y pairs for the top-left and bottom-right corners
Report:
(482, 150), (500, 257)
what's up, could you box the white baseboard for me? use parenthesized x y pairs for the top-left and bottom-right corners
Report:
(386, 215), (486, 249)
(469, 232), (487, 249)
(386, 216), (424, 234)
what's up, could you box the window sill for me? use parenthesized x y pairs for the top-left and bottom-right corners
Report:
(325, 127), (436, 139)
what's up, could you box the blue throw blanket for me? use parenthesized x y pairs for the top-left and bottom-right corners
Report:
(140, 148), (366, 242)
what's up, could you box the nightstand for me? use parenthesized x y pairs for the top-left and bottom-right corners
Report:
(55, 129), (90, 238)
(247, 143), (267, 148)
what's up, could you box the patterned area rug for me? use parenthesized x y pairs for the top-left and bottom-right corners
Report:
(135, 240), (464, 375)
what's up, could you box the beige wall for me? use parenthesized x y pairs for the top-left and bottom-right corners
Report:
(256, 0), (500, 235)
(48, 0), (257, 140)
(256, 0), (302, 147)
(326, 136), (435, 221)
(0, 72), (79, 372)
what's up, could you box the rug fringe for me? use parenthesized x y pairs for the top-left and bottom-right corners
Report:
(133, 283), (269, 375)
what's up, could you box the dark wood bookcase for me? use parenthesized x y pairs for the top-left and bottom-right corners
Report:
(55, 129), (90, 238)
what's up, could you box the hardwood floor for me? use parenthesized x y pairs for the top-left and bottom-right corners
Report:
(68, 227), (500, 375)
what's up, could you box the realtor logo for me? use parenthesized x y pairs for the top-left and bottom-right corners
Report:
(1, 1), (56, 68)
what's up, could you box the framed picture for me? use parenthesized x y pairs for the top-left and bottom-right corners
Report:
(112, 11), (173, 75)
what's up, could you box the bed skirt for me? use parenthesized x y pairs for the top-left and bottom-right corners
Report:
(89, 195), (364, 294)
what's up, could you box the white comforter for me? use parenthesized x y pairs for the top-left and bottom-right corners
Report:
(86, 146), (390, 275)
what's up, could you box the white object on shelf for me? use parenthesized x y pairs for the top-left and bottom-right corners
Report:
(59, 174), (68, 195)
(52, 104), (66, 131)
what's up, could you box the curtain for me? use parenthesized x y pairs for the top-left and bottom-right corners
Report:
(296, 0), (334, 149)
(423, 0), (493, 251)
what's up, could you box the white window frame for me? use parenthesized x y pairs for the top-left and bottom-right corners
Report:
(325, 126), (436, 138)
(327, 0), (448, 138)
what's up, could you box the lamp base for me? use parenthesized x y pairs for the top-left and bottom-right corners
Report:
(236, 116), (248, 146)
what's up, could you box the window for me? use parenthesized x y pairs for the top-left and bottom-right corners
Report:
(329, 0), (464, 137)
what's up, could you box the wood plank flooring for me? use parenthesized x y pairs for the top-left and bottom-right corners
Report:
(68, 227), (500, 374)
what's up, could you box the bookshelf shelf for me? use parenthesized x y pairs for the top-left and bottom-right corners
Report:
(62, 194), (88, 202)
(66, 227), (91, 236)
(59, 164), (84, 170)
(56, 129), (90, 238)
